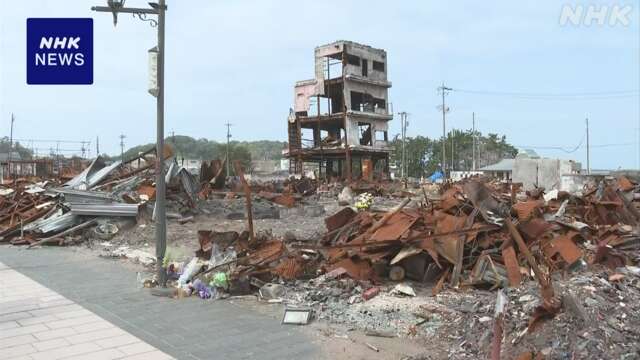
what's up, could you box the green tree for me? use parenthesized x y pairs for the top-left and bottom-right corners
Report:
(0, 137), (33, 159)
(117, 136), (255, 173)
(390, 130), (518, 178)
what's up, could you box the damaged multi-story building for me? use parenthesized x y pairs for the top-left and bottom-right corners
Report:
(285, 41), (392, 180)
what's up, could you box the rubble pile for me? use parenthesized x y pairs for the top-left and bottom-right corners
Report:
(180, 175), (640, 290)
(163, 176), (640, 357)
(1, 148), (327, 248)
(5, 155), (640, 357)
(0, 146), (200, 247)
(198, 158), (320, 209)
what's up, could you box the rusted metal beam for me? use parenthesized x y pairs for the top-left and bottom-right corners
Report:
(364, 197), (411, 238)
(505, 217), (558, 310)
(505, 217), (545, 286)
(451, 208), (478, 287)
(502, 244), (522, 287)
(28, 218), (98, 248)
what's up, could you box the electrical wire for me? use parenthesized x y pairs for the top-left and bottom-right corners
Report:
(516, 132), (585, 153)
(516, 140), (638, 152)
(451, 88), (639, 100)
(589, 142), (637, 148)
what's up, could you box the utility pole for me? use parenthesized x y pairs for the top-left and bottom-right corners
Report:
(451, 129), (455, 172)
(171, 130), (175, 153)
(398, 112), (408, 179)
(472, 112), (476, 171)
(225, 122), (232, 176)
(586, 117), (590, 175)
(56, 141), (60, 174)
(119, 134), (126, 162)
(8, 113), (14, 178)
(403, 113), (408, 179)
(92, 0), (168, 286)
(438, 84), (452, 178)
(96, 136), (100, 157)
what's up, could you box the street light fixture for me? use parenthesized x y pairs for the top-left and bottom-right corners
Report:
(106, 0), (125, 26)
(91, 0), (168, 285)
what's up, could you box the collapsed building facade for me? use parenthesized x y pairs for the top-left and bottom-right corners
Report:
(286, 41), (392, 180)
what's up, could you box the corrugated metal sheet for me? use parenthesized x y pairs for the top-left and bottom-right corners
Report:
(165, 161), (177, 183)
(111, 176), (145, 196)
(64, 157), (101, 189)
(70, 203), (139, 217)
(24, 210), (78, 234)
(178, 168), (199, 200)
(53, 188), (118, 204)
(87, 161), (122, 189)
(63, 157), (122, 190)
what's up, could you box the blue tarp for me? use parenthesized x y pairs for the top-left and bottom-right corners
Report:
(428, 170), (444, 182)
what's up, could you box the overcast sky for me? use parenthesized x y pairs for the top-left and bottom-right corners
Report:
(1, 1), (638, 169)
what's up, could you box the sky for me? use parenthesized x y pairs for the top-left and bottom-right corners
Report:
(0, 0), (638, 169)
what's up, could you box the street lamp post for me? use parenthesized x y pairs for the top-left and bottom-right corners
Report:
(92, 0), (168, 285)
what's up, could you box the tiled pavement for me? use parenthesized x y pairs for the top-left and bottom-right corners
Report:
(0, 247), (318, 359)
(0, 261), (173, 359)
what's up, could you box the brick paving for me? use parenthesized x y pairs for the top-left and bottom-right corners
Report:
(0, 247), (318, 359)
(0, 260), (173, 360)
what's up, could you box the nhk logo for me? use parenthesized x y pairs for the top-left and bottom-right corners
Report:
(559, 4), (633, 27)
(27, 18), (93, 85)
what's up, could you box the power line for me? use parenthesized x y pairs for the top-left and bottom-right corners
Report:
(516, 140), (637, 151)
(451, 88), (639, 100)
(451, 88), (638, 97)
(590, 142), (638, 148)
(31, 147), (85, 153)
(13, 138), (87, 144)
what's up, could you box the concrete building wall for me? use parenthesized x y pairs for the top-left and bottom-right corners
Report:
(345, 118), (360, 147)
(538, 158), (562, 191)
(343, 80), (389, 113)
(560, 174), (601, 195)
(293, 81), (317, 113)
(513, 157), (581, 190)
(344, 116), (390, 151)
(343, 43), (387, 83)
(513, 158), (538, 189)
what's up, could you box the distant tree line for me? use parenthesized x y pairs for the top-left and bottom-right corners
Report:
(390, 130), (518, 178)
(112, 136), (287, 170)
(0, 137), (33, 159)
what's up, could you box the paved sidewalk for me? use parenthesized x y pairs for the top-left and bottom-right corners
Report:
(0, 247), (318, 359)
(0, 260), (173, 360)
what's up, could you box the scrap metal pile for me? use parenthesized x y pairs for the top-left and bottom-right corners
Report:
(313, 176), (640, 290)
(198, 158), (319, 208)
(184, 177), (640, 323)
(0, 146), (202, 247)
